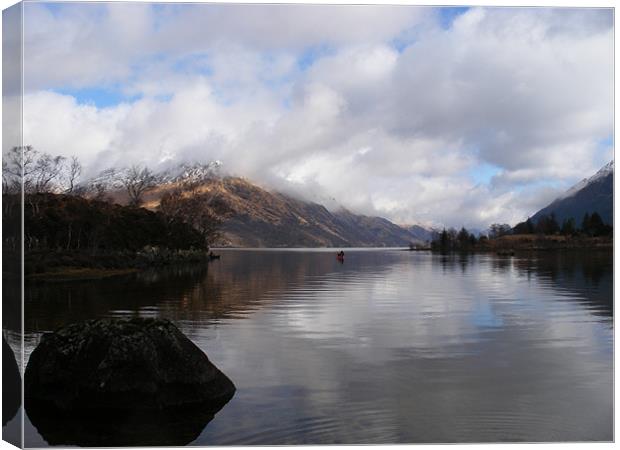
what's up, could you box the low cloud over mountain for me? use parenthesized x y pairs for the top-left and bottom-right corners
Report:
(9, 5), (613, 229)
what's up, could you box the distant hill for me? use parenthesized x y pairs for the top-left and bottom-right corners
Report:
(164, 177), (426, 247)
(530, 161), (613, 226)
(82, 163), (433, 247)
(401, 224), (436, 243)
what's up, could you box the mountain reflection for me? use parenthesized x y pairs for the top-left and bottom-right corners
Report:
(21, 250), (403, 339)
(511, 251), (613, 317)
(432, 251), (612, 319)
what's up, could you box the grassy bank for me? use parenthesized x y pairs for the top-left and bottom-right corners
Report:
(28, 267), (139, 282)
(20, 248), (210, 281)
(427, 233), (613, 254)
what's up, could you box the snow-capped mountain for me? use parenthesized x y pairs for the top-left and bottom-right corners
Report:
(159, 161), (223, 185)
(81, 161), (223, 191)
(83, 167), (128, 190)
(558, 160), (614, 201)
(530, 160), (613, 225)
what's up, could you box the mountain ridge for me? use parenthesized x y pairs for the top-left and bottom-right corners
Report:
(529, 161), (613, 226)
(201, 177), (429, 248)
(82, 165), (432, 248)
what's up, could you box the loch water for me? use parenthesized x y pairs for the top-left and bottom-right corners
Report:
(9, 249), (614, 445)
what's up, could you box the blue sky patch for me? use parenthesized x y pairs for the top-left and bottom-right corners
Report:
(390, 30), (417, 53)
(595, 134), (614, 166)
(598, 134), (614, 149)
(439, 6), (470, 29)
(470, 162), (502, 185)
(42, 2), (65, 16)
(297, 45), (334, 71)
(56, 86), (141, 108)
(172, 53), (213, 77)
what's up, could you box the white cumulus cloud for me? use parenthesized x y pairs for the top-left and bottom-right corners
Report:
(15, 4), (614, 229)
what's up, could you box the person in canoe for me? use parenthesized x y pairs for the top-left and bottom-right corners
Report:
(209, 251), (221, 260)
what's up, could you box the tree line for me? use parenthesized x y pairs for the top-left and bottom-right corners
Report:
(2, 146), (82, 195)
(2, 146), (228, 254)
(7, 193), (207, 253)
(3, 146), (159, 206)
(430, 227), (485, 252)
(431, 211), (612, 253)
(512, 212), (611, 237)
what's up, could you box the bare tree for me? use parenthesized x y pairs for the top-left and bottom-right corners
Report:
(3, 146), (37, 193)
(121, 165), (157, 206)
(158, 187), (230, 248)
(71, 184), (89, 198)
(159, 188), (186, 225)
(2, 160), (12, 194)
(31, 153), (65, 193)
(92, 183), (111, 202)
(181, 177), (202, 195)
(489, 223), (512, 239)
(185, 193), (223, 245)
(64, 156), (82, 194)
(2, 146), (68, 194)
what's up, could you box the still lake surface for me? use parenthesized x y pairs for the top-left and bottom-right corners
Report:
(12, 249), (614, 445)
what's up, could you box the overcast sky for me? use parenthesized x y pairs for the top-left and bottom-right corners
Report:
(10, 3), (614, 229)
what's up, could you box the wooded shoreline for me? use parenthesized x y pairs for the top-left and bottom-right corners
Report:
(415, 234), (612, 253)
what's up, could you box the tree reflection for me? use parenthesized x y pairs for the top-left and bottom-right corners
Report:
(512, 250), (613, 317)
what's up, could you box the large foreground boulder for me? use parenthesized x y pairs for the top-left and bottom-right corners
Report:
(25, 318), (235, 446)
